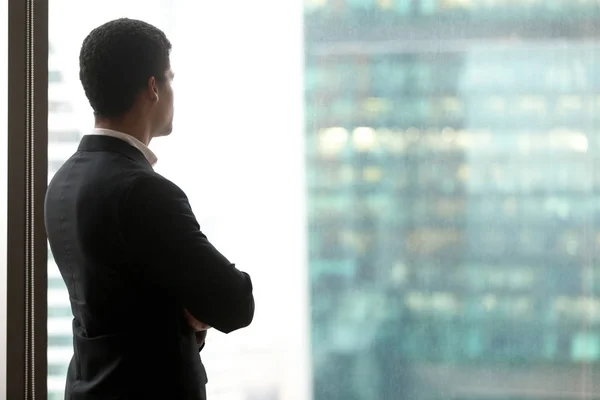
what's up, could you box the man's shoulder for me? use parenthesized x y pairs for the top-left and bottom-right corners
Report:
(124, 172), (188, 205)
(49, 148), (150, 185)
(128, 170), (182, 192)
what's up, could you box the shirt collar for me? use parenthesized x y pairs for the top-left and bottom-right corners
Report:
(90, 128), (158, 166)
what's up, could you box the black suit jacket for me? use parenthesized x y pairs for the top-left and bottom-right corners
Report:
(45, 135), (255, 400)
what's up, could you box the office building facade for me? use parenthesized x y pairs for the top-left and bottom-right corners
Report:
(304, 1), (600, 399)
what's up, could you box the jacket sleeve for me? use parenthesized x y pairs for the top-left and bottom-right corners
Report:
(196, 331), (207, 352)
(120, 175), (254, 334)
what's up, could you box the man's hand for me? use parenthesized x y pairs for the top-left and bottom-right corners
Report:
(184, 308), (211, 331)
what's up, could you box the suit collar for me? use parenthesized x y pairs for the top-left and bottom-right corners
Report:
(78, 135), (153, 169)
(90, 128), (157, 166)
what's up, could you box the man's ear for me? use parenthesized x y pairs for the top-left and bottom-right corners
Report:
(147, 76), (159, 102)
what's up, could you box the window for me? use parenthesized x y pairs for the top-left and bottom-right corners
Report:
(43, 1), (600, 400)
(48, 1), (307, 400)
(305, 2), (600, 400)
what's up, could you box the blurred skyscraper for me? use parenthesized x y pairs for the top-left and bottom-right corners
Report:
(304, 1), (600, 399)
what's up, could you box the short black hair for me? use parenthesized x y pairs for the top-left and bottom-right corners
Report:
(79, 18), (172, 118)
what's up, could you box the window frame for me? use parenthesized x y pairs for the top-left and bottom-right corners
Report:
(6, 0), (48, 399)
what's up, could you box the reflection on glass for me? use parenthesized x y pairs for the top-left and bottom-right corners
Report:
(305, 1), (600, 400)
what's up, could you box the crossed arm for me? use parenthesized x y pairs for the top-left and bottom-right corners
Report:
(122, 175), (255, 336)
(186, 309), (210, 351)
(185, 308), (211, 331)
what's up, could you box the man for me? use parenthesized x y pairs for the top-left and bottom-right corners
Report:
(45, 18), (255, 400)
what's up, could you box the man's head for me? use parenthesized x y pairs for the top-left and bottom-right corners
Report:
(79, 18), (174, 141)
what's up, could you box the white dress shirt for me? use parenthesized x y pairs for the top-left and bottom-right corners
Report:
(90, 128), (158, 166)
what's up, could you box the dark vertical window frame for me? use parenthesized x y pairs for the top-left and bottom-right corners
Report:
(7, 0), (48, 399)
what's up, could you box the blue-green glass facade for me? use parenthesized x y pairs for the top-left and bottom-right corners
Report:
(305, 1), (600, 399)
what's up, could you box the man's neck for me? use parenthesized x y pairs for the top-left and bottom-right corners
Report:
(94, 119), (152, 146)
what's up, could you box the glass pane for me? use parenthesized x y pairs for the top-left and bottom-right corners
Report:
(305, 1), (600, 400)
(0, 0), (7, 395)
(48, 1), (306, 400)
